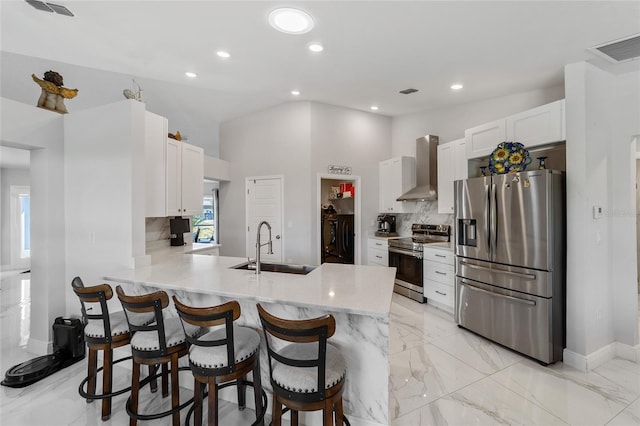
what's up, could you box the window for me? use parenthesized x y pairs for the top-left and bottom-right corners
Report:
(10, 185), (30, 268)
(192, 188), (218, 244)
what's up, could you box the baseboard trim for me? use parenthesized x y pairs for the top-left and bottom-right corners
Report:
(27, 337), (52, 356)
(563, 341), (640, 371)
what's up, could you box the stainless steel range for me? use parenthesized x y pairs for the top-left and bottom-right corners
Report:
(389, 224), (450, 302)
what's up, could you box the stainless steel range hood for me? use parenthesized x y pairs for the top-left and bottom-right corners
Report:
(396, 135), (439, 201)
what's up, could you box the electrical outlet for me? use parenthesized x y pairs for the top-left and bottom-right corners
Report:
(593, 205), (603, 219)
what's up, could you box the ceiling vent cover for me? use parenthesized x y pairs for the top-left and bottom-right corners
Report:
(592, 33), (640, 63)
(25, 0), (74, 16)
(399, 88), (419, 95)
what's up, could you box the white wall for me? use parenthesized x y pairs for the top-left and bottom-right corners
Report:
(1, 51), (220, 156)
(219, 101), (392, 264)
(1, 97), (65, 354)
(564, 63), (639, 362)
(219, 102), (312, 263)
(0, 167), (30, 267)
(391, 85), (565, 156)
(64, 100), (147, 312)
(309, 102), (392, 263)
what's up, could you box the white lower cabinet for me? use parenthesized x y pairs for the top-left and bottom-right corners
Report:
(367, 238), (389, 266)
(423, 246), (455, 312)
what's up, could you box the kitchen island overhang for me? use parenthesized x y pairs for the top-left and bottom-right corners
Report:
(104, 255), (395, 426)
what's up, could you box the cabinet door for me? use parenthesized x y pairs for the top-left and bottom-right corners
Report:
(379, 159), (392, 212)
(145, 112), (168, 217)
(465, 119), (506, 159)
(166, 138), (182, 216)
(453, 139), (468, 180)
(506, 99), (565, 147)
(180, 143), (204, 216)
(437, 143), (455, 214)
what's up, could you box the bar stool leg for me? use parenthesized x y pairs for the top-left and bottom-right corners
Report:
(171, 354), (180, 426)
(194, 378), (204, 426)
(149, 364), (158, 393)
(291, 409), (299, 426)
(237, 374), (246, 410)
(162, 362), (169, 397)
(252, 356), (264, 426)
(335, 398), (344, 426)
(130, 361), (141, 426)
(101, 347), (113, 420)
(208, 377), (218, 426)
(272, 394), (282, 426)
(86, 347), (98, 403)
(322, 401), (331, 426)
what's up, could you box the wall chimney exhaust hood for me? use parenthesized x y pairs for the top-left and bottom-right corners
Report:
(396, 135), (439, 201)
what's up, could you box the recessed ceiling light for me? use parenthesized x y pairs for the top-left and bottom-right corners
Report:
(185, 72), (197, 78)
(268, 7), (314, 34)
(451, 83), (464, 90)
(291, 90), (301, 96)
(308, 43), (324, 53)
(370, 106), (379, 111)
(216, 51), (230, 58)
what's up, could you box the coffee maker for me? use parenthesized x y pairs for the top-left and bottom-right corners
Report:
(375, 214), (397, 237)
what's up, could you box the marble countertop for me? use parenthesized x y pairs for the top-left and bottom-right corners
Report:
(104, 255), (396, 317)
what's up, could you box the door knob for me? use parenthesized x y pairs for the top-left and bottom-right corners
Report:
(275, 235), (281, 239)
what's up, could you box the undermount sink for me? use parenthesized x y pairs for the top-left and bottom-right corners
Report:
(231, 262), (317, 275)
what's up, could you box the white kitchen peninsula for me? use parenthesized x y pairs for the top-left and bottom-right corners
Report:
(104, 254), (395, 426)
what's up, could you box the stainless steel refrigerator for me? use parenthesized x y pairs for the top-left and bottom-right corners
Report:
(454, 169), (565, 364)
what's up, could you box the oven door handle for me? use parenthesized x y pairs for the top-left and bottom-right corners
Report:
(388, 247), (423, 259)
(459, 279), (536, 306)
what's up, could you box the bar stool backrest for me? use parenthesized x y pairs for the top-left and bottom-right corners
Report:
(71, 276), (115, 344)
(115, 285), (170, 358)
(173, 297), (240, 375)
(256, 303), (336, 402)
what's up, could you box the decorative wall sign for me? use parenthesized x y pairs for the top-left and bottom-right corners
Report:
(327, 165), (352, 175)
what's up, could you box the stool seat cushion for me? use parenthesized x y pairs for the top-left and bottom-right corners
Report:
(84, 311), (153, 339)
(272, 342), (346, 394)
(189, 325), (260, 369)
(131, 317), (199, 351)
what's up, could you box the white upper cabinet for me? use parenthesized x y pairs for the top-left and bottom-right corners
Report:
(506, 99), (565, 146)
(379, 156), (416, 213)
(145, 111), (204, 217)
(465, 99), (566, 160)
(437, 138), (467, 214)
(166, 139), (204, 216)
(465, 119), (506, 160)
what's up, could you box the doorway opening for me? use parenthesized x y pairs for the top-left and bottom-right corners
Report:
(10, 185), (30, 270)
(317, 174), (361, 265)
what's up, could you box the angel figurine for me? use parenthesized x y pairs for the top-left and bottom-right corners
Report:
(32, 71), (78, 113)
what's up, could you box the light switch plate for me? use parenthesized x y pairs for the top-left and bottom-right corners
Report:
(592, 205), (603, 219)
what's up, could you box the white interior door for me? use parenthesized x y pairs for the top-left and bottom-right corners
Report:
(246, 177), (283, 262)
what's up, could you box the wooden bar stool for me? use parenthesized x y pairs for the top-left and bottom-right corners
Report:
(71, 277), (153, 421)
(116, 285), (199, 426)
(173, 297), (266, 426)
(256, 304), (347, 426)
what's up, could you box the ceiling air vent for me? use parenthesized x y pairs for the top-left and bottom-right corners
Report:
(25, 0), (74, 16)
(399, 88), (419, 95)
(591, 33), (640, 63)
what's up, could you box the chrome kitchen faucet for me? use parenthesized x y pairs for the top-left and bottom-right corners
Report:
(255, 221), (274, 274)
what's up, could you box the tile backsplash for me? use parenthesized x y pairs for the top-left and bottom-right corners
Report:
(395, 201), (454, 235)
(145, 217), (171, 252)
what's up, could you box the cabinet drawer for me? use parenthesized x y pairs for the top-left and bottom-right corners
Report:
(424, 280), (454, 308)
(425, 262), (454, 285)
(423, 248), (454, 265)
(368, 247), (388, 266)
(368, 238), (388, 250)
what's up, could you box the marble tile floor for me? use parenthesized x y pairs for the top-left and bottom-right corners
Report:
(1, 272), (639, 425)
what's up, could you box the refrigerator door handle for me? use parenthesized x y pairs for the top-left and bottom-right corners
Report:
(459, 260), (537, 280)
(491, 182), (497, 259)
(485, 184), (491, 256)
(460, 279), (536, 306)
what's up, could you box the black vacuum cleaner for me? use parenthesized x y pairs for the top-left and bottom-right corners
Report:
(2, 317), (85, 388)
